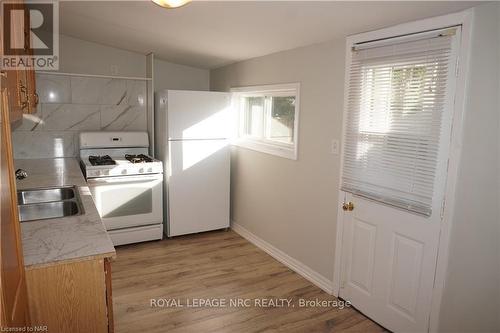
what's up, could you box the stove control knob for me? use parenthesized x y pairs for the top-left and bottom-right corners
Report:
(121, 169), (127, 175)
(139, 168), (144, 173)
(147, 168), (152, 173)
(104, 170), (109, 175)
(95, 170), (101, 176)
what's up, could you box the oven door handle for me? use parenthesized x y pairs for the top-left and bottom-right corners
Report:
(87, 174), (163, 184)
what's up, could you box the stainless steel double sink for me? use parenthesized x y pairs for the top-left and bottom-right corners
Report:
(17, 186), (84, 222)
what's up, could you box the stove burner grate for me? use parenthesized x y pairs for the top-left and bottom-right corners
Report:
(89, 155), (116, 166)
(125, 154), (154, 164)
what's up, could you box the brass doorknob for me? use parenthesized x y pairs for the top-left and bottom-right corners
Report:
(342, 202), (354, 211)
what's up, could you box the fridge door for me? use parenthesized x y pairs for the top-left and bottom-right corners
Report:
(168, 139), (230, 236)
(167, 90), (231, 140)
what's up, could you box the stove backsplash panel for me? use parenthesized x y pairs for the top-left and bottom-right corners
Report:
(12, 73), (148, 159)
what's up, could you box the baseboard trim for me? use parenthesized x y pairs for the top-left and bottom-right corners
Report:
(231, 221), (334, 294)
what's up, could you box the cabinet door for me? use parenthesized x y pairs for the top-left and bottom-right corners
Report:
(0, 73), (30, 329)
(3, 0), (37, 120)
(23, 5), (37, 114)
(4, 70), (26, 123)
(26, 259), (108, 333)
(4, 3), (29, 122)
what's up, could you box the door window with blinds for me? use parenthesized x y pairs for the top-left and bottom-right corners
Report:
(341, 28), (459, 216)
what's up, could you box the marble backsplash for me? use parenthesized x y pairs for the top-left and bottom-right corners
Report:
(13, 73), (148, 159)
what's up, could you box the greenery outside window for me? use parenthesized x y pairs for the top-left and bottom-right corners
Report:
(231, 83), (300, 160)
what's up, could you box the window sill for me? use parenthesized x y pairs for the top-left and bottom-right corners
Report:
(233, 138), (297, 160)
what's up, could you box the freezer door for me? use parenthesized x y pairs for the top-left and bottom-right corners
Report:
(168, 140), (230, 236)
(167, 90), (231, 140)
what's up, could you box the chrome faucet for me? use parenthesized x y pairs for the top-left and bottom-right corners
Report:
(15, 169), (28, 180)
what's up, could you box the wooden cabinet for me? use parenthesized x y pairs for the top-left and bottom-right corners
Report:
(25, 258), (114, 333)
(0, 0), (38, 323)
(7, 69), (39, 120)
(20, 2), (38, 116)
(0, 72), (30, 329)
(25, 69), (38, 113)
(2, 0), (38, 123)
(5, 70), (27, 122)
(21, 0), (38, 115)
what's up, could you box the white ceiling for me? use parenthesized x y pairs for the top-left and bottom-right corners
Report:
(60, 1), (480, 69)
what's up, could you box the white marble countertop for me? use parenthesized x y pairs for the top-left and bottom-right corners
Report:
(15, 158), (116, 269)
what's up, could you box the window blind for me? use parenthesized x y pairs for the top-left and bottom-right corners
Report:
(342, 29), (457, 216)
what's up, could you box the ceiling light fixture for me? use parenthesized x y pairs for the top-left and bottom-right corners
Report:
(151, 0), (191, 9)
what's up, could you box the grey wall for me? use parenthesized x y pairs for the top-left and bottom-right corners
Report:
(58, 35), (147, 77)
(154, 58), (209, 92)
(211, 39), (345, 281)
(211, 3), (500, 331)
(438, 3), (500, 332)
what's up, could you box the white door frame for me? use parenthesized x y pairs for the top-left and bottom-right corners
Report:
(332, 8), (474, 332)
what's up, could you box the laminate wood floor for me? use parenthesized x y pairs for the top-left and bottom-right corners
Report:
(112, 230), (386, 333)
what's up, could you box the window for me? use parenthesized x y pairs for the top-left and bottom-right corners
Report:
(341, 28), (458, 216)
(231, 83), (299, 160)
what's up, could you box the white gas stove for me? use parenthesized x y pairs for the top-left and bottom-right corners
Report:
(80, 131), (163, 179)
(79, 131), (164, 246)
(81, 154), (163, 179)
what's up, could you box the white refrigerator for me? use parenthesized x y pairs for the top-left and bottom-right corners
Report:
(154, 90), (231, 237)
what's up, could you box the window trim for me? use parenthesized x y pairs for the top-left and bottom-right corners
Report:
(230, 83), (300, 160)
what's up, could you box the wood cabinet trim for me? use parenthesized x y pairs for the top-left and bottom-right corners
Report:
(104, 258), (114, 333)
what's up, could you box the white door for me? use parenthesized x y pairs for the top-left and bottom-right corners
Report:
(340, 193), (442, 332)
(338, 27), (460, 332)
(167, 139), (230, 236)
(167, 90), (231, 140)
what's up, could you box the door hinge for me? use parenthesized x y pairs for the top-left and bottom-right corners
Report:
(340, 280), (346, 289)
(455, 58), (460, 77)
